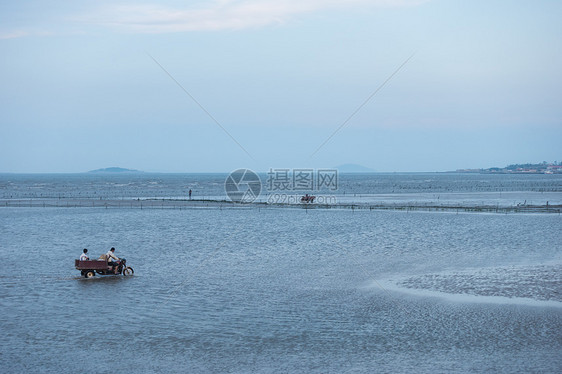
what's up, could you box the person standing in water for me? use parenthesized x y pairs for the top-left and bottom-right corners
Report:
(189, 189), (192, 199)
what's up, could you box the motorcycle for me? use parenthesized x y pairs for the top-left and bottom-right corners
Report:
(75, 258), (134, 278)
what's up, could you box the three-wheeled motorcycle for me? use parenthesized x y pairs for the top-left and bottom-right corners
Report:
(75, 258), (134, 278)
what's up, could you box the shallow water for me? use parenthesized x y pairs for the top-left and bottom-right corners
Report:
(0, 206), (561, 373)
(1, 172), (561, 200)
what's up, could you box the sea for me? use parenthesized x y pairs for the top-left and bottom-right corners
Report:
(0, 172), (561, 373)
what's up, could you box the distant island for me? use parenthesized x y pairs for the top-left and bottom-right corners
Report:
(336, 164), (375, 173)
(456, 161), (561, 174)
(88, 167), (141, 173)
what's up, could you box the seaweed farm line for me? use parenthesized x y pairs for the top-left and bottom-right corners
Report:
(1, 197), (560, 214)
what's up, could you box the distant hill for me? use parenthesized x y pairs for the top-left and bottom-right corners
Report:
(88, 167), (141, 173)
(336, 164), (375, 173)
(455, 161), (561, 174)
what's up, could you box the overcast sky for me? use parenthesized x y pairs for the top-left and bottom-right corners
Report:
(1, 0), (560, 172)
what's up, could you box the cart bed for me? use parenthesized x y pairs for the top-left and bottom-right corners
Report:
(75, 259), (110, 270)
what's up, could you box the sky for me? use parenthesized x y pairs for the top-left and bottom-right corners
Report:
(0, 0), (561, 173)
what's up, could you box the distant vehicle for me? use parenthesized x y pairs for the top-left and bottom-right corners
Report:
(75, 258), (134, 278)
(301, 194), (316, 203)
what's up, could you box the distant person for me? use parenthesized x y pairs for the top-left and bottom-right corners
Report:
(80, 248), (89, 261)
(106, 247), (120, 274)
(189, 189), (192, 199)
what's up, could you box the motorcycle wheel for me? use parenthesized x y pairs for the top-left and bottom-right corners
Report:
(123, 267), (134, 276)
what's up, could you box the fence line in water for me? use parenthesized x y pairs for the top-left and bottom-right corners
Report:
(1, 198), (560, 214)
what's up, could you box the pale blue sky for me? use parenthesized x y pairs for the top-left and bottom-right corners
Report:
(1, 0), (560, 172)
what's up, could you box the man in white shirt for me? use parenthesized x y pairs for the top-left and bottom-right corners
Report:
(80, 248), (89, 261)
(106, 247), (120, 274)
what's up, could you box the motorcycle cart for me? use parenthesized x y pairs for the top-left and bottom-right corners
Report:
(75, 258), (134, 278)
